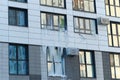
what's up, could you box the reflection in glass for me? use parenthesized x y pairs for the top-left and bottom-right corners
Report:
(18, 46), (26, 60)
(9, 61), (17, 74)
(48, 63), (54, 75)
(9, 45), (16, 59)
(86, 52), (92, 64)
(112, 24), (116, 35)
(47, 0), (52, 6)
(114, 55), (120, 66)
(55, 63), (62, 75)
(87, 65), (93, 77)
(18, 61), (27, 74)
(110, 6), (115, 16)
(79, 51), (85, 63)
(80, 65), (86, 77)
(116, 67), (120, 78)
(111, 67), (115, 78)
(113, 36), (118, 47)
(110, 54), (114, 66)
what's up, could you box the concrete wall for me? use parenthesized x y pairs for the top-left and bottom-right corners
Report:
(0, 0), (120, 53)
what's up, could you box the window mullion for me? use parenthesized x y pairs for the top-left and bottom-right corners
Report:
(110, 23), (114, 46)
(84, 51), (87, 77)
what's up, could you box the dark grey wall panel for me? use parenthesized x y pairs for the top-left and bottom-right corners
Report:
(9, 76), (29, 80)
(102, 52), (111, 80)
(30, 75), (41, 80)
(48, 76), (64, 80)
(29, 45), (41, 75)
(65, 55), (80, 80)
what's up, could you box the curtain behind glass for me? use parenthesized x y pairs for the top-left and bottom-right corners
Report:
(18, 46), (26, 60)
(17, 11), (25, 26)
(9, 9), (16, 25)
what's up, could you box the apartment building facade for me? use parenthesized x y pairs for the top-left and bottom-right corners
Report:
(0, 0), (120, 80)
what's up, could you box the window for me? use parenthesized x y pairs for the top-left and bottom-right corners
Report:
(41, 12), (67, 31)
(9, 44), (28, 75)
(9, 0), (27, 3)
(47, 47), (65, 76)
(107, 22), (120, 47)
(110, 54), (120, 79)
(74, 17), (97, 34)
(9, 7), (28, 27)
(105, 0), (120, 17)
(41, 0), (65, 8)
(73, 0), (95, 12)
(79, 50), (95, 78)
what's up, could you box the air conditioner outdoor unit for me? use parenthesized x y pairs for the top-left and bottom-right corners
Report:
(99, 17), (110, 25)
(66, 48), (79, 56)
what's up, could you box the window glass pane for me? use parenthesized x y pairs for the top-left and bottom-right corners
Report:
(87, 65), (94, 77)
(116, 67), (120, 78)
(55, 63), (62, 75)
(108, 35), (112, 46)
(47, 0), (52, 6)
(59, 16), (65, 29)
(53, 0), (58, 6)
(115, 0), (119, 6)
(85, 19), (90, 29)
(79, 18), (84, 29)
(84, 1), (89, 11)
(18, 46), (26, 60)
(111, 67), (115, 78)
(9, 9), (16, 25)
(58, 0), (64, 7)
(41, 13), (46, 28)
(119, 36), (120, 46)
(74, 18), (79, 32)
(46, 14), (52, 29)
(41, 13), (46, 25)
(112, 24), (117, 35)
(90, 20), (95, 33)
(90, 2), (94, 12)
(110, 6), (115, 16)
(105, 0), (109, 4)
(47, 48), (52, 61)
(110, 54), (114, 66)
(110, 0), (114, 5)
(114, 54), (120, 66)
(86, 52), (92, 64)
(17, 11), (25, 26)
(9, 61), (17, 74)
(54, 48), (61, 62)
(116, 7), (120, 17)
(79, 51), (85, 63)
(117, 24), (120, 35)
(80, 64), (86, 77)
(107, 24), (111, 34)
(106, 5), (110, 15)
(9, 45), (16, 59)
(53, 15), (59, 30)
(78, 0), (84, 10)
(48, 63), (54, 75)
(73, 0), (78, 9)
(113, 36), (118, 47)
(41, 0), (46, 4)
(17, 0), (26, 2)
(18, 61), (27, 74)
